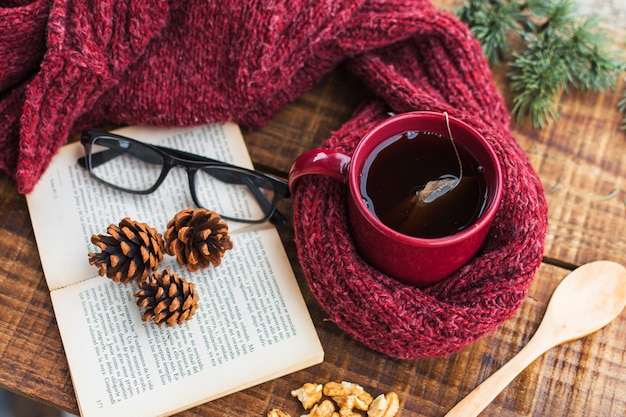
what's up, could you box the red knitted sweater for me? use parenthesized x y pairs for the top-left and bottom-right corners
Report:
(2, 0), (439, 192)
(1, 0), (547, 359)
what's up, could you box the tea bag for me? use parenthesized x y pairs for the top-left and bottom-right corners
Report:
(419, 175), (459, 204)
(382, 175), (478, 237)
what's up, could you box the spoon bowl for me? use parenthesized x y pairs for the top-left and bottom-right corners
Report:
(444, 260), (626, 417)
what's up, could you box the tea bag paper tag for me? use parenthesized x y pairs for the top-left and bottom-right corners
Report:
(419, 177), (460, 205)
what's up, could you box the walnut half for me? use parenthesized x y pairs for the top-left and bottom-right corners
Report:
(323, 381), (374, 414)
(291, 383), (323, 410)
(302, 399), (337, 417)
(267, 409), (292, 417)
(367, 392), (399, 417)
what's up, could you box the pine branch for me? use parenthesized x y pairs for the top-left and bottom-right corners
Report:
(509, 36), (571, 128)
(457, 0), (626, 129)
(457, 0), (523, 63)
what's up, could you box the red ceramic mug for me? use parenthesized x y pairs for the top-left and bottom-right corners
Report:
(288, 111), (503, 287)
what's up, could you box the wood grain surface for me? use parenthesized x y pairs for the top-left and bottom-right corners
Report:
(0, 1), (625, 416)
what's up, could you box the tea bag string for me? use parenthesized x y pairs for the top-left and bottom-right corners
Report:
(444, 111), (463, 181)
(391, 113), (478, 236)
(403, 112), (464, 206)
(415, 112), (463, 203)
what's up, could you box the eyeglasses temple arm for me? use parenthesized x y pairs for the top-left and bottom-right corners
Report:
(78, 148), (127, 169)
(269, 210), (287, 225)
(80, 142), (164, 169)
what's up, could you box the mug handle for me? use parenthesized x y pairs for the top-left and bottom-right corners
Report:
(288, 149), (351, 194)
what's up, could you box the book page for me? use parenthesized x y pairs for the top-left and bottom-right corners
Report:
(26, 123), (323, 417)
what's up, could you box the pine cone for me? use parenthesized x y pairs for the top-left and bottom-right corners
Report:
(164, 208), (233, 272)
(88, 218), (164, 283)
(134, 269), (199, 326)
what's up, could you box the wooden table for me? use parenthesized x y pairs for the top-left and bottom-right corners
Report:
(1, 3), (625, 416)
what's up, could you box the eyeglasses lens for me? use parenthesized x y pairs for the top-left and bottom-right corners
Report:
(194, 167), (276, 222)
(89, 137), (164, 192)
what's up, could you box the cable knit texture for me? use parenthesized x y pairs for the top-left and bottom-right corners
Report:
(1, 0), (547, 359)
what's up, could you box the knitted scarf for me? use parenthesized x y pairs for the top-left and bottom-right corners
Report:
(1, 0), (547, 359)
(292, 15), (547, 358)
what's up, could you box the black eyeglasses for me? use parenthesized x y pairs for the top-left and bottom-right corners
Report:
(78, 130), (290, 224)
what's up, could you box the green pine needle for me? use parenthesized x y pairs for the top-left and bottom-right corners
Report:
(509, 46), (569, 128)
(457, 0), (522, 63)
(457, 0), (626, 129)
(565, 16), (624, 91)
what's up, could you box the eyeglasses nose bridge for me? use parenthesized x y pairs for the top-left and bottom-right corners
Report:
(159, 154), (203, 207)
(183, 166), (203, 208)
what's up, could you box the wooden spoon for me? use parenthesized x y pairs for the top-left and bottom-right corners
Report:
(444, 260), (626, 417)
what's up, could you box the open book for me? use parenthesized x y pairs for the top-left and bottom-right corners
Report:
(26, 123), (323, 417)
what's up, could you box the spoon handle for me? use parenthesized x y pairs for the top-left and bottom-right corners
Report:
(444, 335), (552, 417)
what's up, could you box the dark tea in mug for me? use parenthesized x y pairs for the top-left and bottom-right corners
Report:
(360, 130), (488, 239)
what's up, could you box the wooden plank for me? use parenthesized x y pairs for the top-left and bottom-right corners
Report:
(0, 174), (77, 411)
(511, 79), (626, 266)
(243, 68), (370, 176)
(445, 262), (626, 417)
